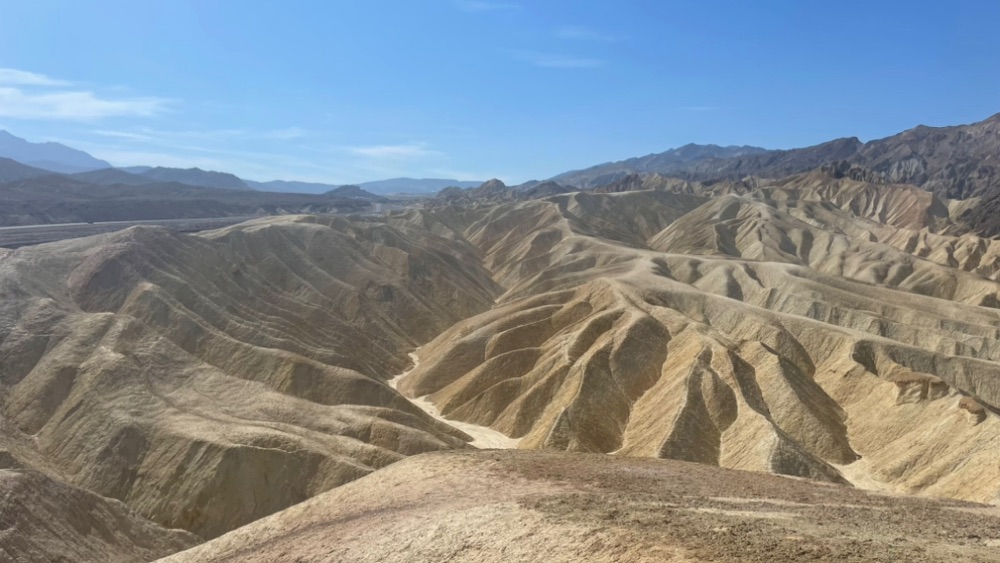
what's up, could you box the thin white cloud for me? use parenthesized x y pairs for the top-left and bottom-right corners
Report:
(348, 143), (441, 159)
(133, 127), (245, 141)
(0, 67), (171, 121)
(52, 135), (334, 180)
(109, 127), (312, 142)
(0, 68), (70, 87)
(0, 88), (170, 120)
(513, 51), (604, 69)
(93, 129), (157, 141)
(554, 26), (623, 43)
(56, 133), (484, 186)
(455, 0), (520, 12)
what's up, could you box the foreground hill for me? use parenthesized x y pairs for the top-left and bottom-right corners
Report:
(161, 450), (1000, 563)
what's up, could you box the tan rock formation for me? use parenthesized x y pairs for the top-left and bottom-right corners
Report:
(10, 170), (1000, 560)
(399, 183), (1000, 502)
(0, 214), (500, 539)
(0, 467), (197, 562)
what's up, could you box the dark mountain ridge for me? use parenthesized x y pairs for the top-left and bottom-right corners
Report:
(70, 168), (158, 186)
(553, 113), (1000, 201)
(553, 143), (769, 188)
(0, 174), (370, 226)
(244, 177), (483, 195)
(0, 157), (54, 183)
(138, 166), (251, 190)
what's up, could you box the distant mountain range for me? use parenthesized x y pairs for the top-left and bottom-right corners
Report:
(552, 144), (768, 188)
(7, 112), (1000, 203)
(356, 178), (482, 195)
(245, 177), (483, 195)
(0, 130), (481, 196)
(0, 130), (111, 173)
(550, 113), (1000, 200)
(139, 167), (249, 190)
(0, 174), (371, 227)
(0, 157), (53, 183)
(67, 165), (249, 191)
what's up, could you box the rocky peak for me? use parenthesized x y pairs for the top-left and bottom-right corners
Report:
(477, 179), (508, 194)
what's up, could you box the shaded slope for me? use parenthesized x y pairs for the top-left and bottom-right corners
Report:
(554, 143), (768, 188)
(556, 113), (1000, 201)
(0, 213), (502, 539)
(0, 469), (197, 562)
(857, 112), (1000, 199)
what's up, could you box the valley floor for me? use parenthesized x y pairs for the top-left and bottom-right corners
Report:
(0, 216), (256, 248)
(389, 353), (520, 449)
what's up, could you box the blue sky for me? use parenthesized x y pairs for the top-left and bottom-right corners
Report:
(1, 0), (998, 184)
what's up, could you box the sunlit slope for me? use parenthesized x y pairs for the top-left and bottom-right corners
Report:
(159, 450), (1000, 563)
(9, 171), (1000, 562)
(400, 183), (1000, 502)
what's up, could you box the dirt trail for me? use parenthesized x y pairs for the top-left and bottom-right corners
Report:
(389, 353), (520, 449)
